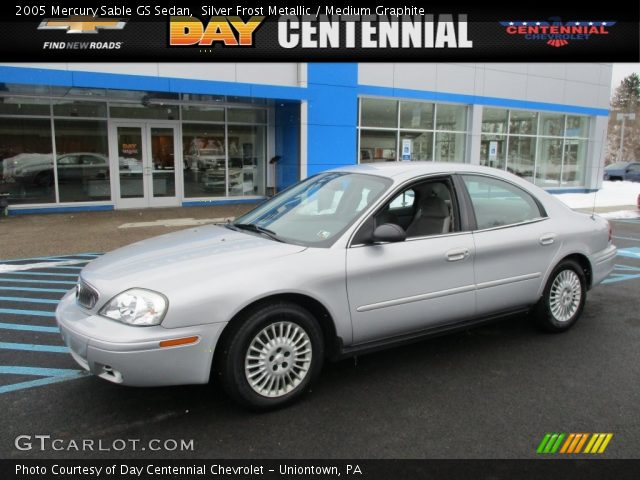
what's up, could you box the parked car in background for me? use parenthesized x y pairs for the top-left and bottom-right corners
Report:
(57, 163), (616, 410)
(3, 153), (110, 187)
(603, 161), (640, 181)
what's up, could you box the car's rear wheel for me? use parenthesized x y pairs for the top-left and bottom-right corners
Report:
(215, 302), (323, 410)
(533, 259), (586, 332)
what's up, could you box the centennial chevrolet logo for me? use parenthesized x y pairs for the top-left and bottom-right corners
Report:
(38, 16), (126, 34)
(500, 19), (615, 47)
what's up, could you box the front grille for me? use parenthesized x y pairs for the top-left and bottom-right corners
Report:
(76, 280), (99, 310)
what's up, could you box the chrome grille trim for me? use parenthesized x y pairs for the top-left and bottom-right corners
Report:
(76, 279), (99, 310)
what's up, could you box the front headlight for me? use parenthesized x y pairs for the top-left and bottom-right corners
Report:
(99, 288), (167, 326)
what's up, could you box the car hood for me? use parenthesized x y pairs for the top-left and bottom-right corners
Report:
(81, 225), (306, 285)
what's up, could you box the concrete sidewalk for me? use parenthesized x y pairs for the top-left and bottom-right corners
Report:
(0, 204), (255, 260)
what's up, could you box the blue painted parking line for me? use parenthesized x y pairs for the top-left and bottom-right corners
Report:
(0, 342), (68, 353)
(603, 264), (640, 285)
(0, 308), (55, 317)
(0, 366), (86, 395)
(0, 286), (68, 293)
(0, 278), (76, 285)
(0, 375), (86, 394)
(0, 366), (77, 376)
(616, 247), (640, 260)
(0, 253), (102, 263)
(0, 296), (59, 305)
(0, 323), (59, 333)
(0, 272), (79, 277)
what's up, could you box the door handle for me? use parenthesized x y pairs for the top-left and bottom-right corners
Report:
(446, 248), (469, 262)
(539, 233), (556, 246)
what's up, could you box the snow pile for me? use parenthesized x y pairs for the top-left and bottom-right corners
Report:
(553, 181), (640, 209)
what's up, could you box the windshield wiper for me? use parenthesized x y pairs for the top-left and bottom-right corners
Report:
(230, 223), (284, 243)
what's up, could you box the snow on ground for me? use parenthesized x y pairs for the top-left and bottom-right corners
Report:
(598, 210), (640, 220)
(553, 181), (640, 209)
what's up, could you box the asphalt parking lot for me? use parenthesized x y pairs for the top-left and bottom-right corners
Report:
(0, 218), (639, 459)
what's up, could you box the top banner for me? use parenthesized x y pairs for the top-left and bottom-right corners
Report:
(0, 1), (638, 61)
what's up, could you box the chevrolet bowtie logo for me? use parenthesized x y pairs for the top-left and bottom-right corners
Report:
(38, 16), (126, 34)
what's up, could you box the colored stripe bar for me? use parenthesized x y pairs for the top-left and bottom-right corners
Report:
(567, 434), (582, 453)
(0, 296), (59, 304)
(0, 278), (76, 285)
(543, 434), (559, 454)
(573, 433), (589, 453)
(0, 342), (68, 353)
(0, 286), (68, 293)
(536, 434), (552, 454)
(583, 434), (598, 453)
(549, 433), (565, 453)
(560, 434), (575, 453)
(0, 322), (59, 333)
(598, 434), (613, 453)
(0, 308), (55, 317)
(1, 272), (79, 278)
(589, 434), (607, 454)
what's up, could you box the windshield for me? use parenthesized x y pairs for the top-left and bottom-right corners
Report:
(233, 172), (391, 247)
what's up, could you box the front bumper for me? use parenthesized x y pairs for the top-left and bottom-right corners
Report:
(56, 291), (226, 387)
(590, 244), (617, 288)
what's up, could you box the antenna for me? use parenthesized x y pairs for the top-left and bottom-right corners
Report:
(591, 126), (608, 219)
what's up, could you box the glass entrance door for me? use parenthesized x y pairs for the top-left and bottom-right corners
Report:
(112, 123), (180, 208)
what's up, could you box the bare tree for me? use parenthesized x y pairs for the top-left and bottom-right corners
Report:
(606, 73), (640, 163)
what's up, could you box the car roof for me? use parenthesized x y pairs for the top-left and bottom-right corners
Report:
(331, 161), (518, 182)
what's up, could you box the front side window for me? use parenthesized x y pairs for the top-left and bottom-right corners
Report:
(233, 172), (391, 247)
(375, 179), (458, 238)
(462, 175), (544, 229)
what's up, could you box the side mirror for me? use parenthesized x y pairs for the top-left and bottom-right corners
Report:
(372, 223), (406, 243)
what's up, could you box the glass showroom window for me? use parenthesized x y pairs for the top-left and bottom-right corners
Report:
(481, 109), (538, 180)
(53, 100), (109, 203)
(227, 124), (266, 196)
(182, 106), (267, 198)
(480, 108), (507, 170)
(481, 108), (590, 187)
(183, 122), (226, 197)
(0, 116), (54, 204)
(54, 119), (110, 202)
(536, 113), (590, 187)
(359, 98), (467, 163)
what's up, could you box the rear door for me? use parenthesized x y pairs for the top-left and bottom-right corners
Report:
(459, 174), (561, 315)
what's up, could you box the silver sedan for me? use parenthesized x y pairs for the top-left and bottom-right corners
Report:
(56, 163), (616, 409)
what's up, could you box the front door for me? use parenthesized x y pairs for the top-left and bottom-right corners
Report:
(111, 123), (180, 208)
(346, 176), (477, 345)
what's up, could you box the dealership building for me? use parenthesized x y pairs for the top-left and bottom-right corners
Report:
(0, 62), (611, 214)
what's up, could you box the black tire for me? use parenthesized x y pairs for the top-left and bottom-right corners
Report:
(215, 302), (324, 410)
(533, 259), (586, 333)
(35, 171), (53, 187)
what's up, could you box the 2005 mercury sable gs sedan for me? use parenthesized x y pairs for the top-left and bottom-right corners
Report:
(56, 163), (616, 409)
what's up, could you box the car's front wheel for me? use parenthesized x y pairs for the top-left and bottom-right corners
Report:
(215, 302), (324, 410)
(533, 259), (586, 332)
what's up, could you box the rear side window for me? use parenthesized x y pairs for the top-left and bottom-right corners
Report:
(462, 175), (544, 229)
